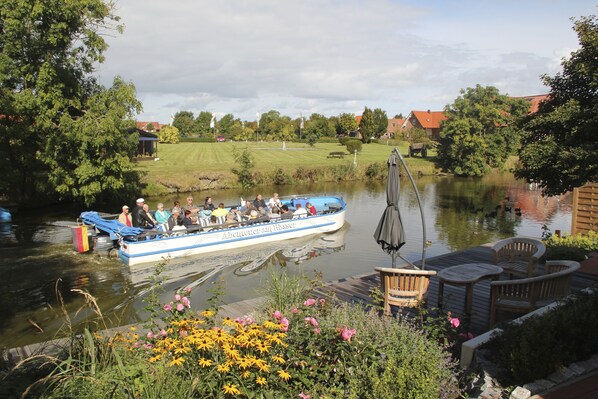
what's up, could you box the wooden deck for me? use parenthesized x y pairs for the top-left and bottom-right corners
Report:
(309, 244), (598, 334)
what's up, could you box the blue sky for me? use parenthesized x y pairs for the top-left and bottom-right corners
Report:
(97, 0), (597, 124)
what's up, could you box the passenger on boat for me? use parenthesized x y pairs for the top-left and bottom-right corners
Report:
(184, 196), (200, 214)
(118, 205), (132, 227)
(167, 208), (181, 230)
(143, 204), (157, 228)
(240, 200), (256, 218)
(199, 206), (212, 218)
(172, 200), (181, 213)
(306, 202), (317, 216)
(204, 196), (215, 211)
(171, 218), (187, 236)
(280, 205), (293, 220)
(253, 194), (267, 210)
(226, 207), (241, 223)
(154, 203), (170, 224)
(268, 193), (282, 212)
(211, 203), (229, 218)
(132, 198), (155, 228)
(182, 210), (195, 227)
(293, 203), (308, 218)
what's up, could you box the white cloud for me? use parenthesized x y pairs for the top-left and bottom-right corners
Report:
(96, 0), (596, 123)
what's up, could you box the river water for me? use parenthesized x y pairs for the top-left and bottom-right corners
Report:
(0, 174), (571, 349)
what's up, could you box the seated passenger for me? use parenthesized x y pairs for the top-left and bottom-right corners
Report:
(199, 206), (212, 218)
(240, 200), (256, 218)
(211, 202), (229, 218)
(182, 210), (195, 227)
(253, 194), (267, 210)
(184, 196), (200, 214)
(204, 196), (216, 211)
(154, 203), (171, 224)
(268, 193), (282, 212)
(293, 203), (308, 218)
(143, 203), (157, 228)
(168, 208), (181, 230)
(226, 207), (241, 223)
(306, 202), (317, 216)
(280, 204), (293, 220)
(171, 218), (187, 235)
(118, 205), (132, 227)
(171, 200), (181, 213)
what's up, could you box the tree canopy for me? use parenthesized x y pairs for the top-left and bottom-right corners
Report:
(0, 0), (143, 206)
(437, 85), (529, 176)
(515, 15), (598, 195)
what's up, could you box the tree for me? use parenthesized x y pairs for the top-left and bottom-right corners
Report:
(217, 113), (236, 138)
(231, 146), (255, 190)
(515, 15), (598, 195)
(359, 107), (376, 143)
(0, 0), (143, 205)
(159, 125), (180, 144)
(145, 122), (155, 132)
(304, 114), (335, 146)
(194, 111), (213, 137)
(437, 85), (529, 176)
(372, 108), (389, 139)
(173, 111), (195, 136)
(337, 113), (358, 136)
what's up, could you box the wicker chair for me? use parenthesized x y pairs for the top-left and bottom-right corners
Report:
(375, 267), (437, 315)
(489, 260), (580, 327)
(491, 237), (546, 278)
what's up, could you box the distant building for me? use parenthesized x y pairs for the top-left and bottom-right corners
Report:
(511, 94), (550, 114)
(136, 121), (162, 132)
(401, 110), (447, 140)
(353, 115), (405, 139)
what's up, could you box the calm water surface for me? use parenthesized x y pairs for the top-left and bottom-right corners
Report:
(0, 174), (571, 349)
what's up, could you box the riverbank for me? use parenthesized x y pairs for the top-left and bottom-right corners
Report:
(136, 141), (441, 195)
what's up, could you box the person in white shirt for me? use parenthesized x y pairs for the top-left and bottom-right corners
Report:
(293, 203), (308, 218)
(268, 193), (282, 211)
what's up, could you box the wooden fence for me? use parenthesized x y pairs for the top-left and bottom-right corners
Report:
(572, 183), (598, 234)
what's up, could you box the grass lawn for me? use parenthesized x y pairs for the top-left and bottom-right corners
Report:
(136, 141), (439, 192)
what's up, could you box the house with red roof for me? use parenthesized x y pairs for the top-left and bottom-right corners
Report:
(353, 115), (405, 139)
(511, 94), (549, 113)
(136, 121), (162, 132)
(401, 110), (447, 140)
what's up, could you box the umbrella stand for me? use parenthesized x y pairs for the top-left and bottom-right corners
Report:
(393, 147), (427, 270)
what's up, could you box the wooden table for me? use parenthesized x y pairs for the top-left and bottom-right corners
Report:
(437, 263), (503, 316)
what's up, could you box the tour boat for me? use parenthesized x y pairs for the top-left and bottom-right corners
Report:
(78, 194), (346, 266)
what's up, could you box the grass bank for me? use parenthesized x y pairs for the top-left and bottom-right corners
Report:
(137, 141), (440, 195)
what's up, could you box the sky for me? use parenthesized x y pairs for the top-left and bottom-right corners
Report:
(96, 0), (597, 124)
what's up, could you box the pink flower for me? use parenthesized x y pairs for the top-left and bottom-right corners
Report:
(160, 329), (167, 337)
(319, 298), (326, 306)
(313, 327), (321, 334)
(291, 307), (299, 313)
(235, 317), (246, 326)
(304, 317), (318, 327)
(176, 303), (185, 312)
(182, 297), (191, 308)
(303, 298), (317, 306)
(299, 393), (310, 399)
(340, 327), (356, 341)
(273, 310), (283, 320)
(280, 317), (289, 332)
(163, 304), (172, 311)
(142, 343), (154, 349)
(245, 316), (254, 325)
(175, 294), (181, 301)
(450, 317), (460, 328)
(133, 342), (140, 349)
(147, 331), (154, 339)
(184, 287), (192, 293)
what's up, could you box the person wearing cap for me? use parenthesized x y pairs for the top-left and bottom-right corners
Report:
(118, 205), (132, 227)
(132, 198), (154, 228)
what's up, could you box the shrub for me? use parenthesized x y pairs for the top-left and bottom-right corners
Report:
(179, 137), (216, 142)
(272, 167), (292, 185)
(482, 289), (598, 386)
(544, 230), (598, 261)
(345, 139), (362, 154)
(338, 136), (351, 146)
(231, 146), (255, 189)
(365, 162), (386, 179)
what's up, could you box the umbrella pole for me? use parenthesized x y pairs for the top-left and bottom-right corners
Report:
(393, 148), (427, 270)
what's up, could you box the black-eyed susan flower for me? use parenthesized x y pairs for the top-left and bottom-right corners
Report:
(222, 384), (241, 395)
(277, 369), (291, 381)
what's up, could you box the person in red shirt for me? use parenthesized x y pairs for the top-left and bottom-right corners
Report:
(118, 205), (132, 226)
(306, 202), (317, 216)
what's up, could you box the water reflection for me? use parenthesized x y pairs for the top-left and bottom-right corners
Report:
(0, 174), (572, 349)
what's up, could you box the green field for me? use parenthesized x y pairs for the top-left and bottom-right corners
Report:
(136, 141), (439, 193)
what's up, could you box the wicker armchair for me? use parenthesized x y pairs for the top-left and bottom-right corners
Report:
(491, 237), (546, 278)
(375, 267), (437, 315)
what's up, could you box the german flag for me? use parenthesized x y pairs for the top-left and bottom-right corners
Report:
(71, 226), (90, 253)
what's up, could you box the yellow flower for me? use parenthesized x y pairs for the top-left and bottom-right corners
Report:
(169, 357), (185, 367)
(198, 358), (213, 368)
(256, 376), (267, 386)
(256, 342), (271, 354)
(241, 370), (250, 379)
(277, 369), (291, 381)
(222, 317), (236, 327)
(201, 309), (216, 318)
(272, 355), (285, 364)
(148, 355), (161, 363)
(129, 326), (137, 331)
(217, 363), (231, 373)
(222, 384), (241, 395)
(263, 320), (278, 329)
(174, 346), (191, 355)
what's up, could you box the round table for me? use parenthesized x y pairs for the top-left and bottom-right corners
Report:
(437, 263), (504, 315)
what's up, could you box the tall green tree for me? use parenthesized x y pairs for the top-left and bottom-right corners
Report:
(359, 107), (376, 143)
(438, 85), (529, 176)
(194, 111), (213, 137)
(516, 15), (598, 195)
(372, 108), (389, 139)
(173, 111), (195, 136)
(337, 113), (358, 136)
(217, 113), (236, 138)
(0, 0), (143, 205)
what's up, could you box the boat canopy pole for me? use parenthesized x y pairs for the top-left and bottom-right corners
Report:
(394, 147), (427, 270)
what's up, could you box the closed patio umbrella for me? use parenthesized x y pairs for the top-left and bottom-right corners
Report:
(374, 148), (427, 269)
